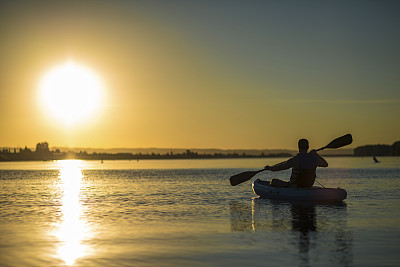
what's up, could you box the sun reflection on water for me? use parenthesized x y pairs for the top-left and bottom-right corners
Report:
(55, 160), (90, 265)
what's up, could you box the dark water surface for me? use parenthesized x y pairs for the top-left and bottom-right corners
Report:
(1, 158), (399, 266)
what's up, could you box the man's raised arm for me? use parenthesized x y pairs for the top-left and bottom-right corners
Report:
(265, 157), (295, 172)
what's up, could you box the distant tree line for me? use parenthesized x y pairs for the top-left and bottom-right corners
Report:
(0, 142), (54, 161)
(0, 143), (293, 161)
(354, 140), (400, 156)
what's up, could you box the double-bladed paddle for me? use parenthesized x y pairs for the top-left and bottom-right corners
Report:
(229, 134), (353, 186)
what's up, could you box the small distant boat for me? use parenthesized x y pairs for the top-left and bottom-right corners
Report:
(252, 179), (347, 202)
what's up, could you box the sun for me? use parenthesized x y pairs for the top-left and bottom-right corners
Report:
(38, 61), (105, 126)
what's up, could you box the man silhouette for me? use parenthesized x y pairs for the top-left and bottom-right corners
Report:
(264, 139), (328, 188)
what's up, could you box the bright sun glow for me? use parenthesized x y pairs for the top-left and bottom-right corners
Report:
(39, 61), (104, 126)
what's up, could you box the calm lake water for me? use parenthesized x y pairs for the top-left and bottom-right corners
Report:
(1, 157), (399, 266)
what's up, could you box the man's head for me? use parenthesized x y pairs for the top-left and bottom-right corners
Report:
(298, 139), (309, 152)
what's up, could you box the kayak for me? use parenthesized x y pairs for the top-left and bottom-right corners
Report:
(252, 179), (347, 202)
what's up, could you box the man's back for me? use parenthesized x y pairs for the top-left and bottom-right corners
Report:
(290, 152), (322, 188)
(292, 152), (319, 169)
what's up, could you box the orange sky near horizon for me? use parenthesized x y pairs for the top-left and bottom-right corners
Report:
(1, 1), (399, 150)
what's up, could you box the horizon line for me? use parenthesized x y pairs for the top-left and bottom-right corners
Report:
(1, 145), (357, 152)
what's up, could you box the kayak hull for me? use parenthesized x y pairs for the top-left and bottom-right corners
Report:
(252, 179), (347, 202)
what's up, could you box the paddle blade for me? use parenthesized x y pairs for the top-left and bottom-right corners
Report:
(230, 170), (261, 186)
(324, 134), (353, 149)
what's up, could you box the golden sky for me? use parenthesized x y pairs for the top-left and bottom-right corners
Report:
(1, 0), (399, 150)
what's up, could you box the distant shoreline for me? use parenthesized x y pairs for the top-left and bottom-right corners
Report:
(0, 153), (360, 162)
(1, 140), (398, 161)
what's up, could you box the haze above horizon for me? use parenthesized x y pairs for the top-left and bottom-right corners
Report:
(1, 1), (399, 150)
